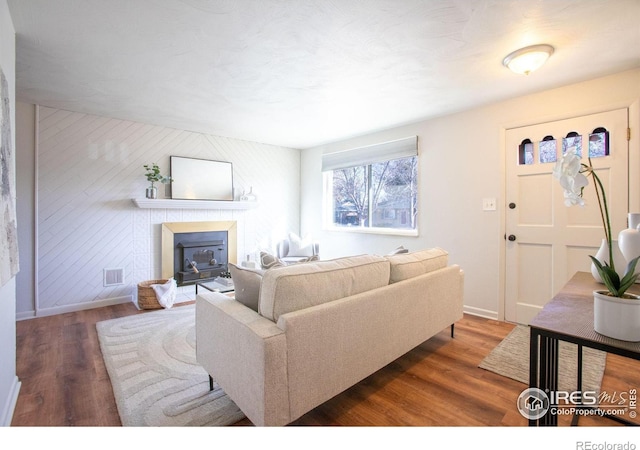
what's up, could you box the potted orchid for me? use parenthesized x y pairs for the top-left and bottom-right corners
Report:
(553, 147), (640, 341)
(144, 163), (172, 199)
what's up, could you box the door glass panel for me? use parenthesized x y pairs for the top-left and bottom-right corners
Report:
(518, 139), (533, 165)
(563, 132), (582, 157)
(539, 136), (557, 163)
(589, 127), (609, 158)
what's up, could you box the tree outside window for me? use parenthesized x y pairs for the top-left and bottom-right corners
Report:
(330, 156), (417, 231)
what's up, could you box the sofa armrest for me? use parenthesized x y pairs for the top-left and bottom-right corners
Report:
(195, 292), (289, 426)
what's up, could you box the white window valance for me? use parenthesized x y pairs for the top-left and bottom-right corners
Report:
(321, 136), (418, 172)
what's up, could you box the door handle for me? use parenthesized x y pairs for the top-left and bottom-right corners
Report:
(508, 235), (516, 241)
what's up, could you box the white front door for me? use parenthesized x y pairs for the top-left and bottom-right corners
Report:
(505, 109), (629, 324)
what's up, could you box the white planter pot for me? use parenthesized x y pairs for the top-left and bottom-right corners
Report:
(593, 290), (640, 342)
(145, 186), (157, 199)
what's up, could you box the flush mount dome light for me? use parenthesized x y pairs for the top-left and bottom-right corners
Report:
(503, 44), (554, 75)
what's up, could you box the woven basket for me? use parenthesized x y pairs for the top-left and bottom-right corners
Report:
(137, 279), (168, 310)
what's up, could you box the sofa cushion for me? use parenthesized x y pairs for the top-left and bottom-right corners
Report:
(259, 254), (391, 322)
(385, 248), (448, 283)
(228, 263), (265, 312)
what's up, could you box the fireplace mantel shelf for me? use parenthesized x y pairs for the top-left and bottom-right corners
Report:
(132, 198), (258, 210)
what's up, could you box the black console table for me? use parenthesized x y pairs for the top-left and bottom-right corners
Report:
(528, 271), (640, 426)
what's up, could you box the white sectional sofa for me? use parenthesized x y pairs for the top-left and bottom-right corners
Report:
(195, 248), (464, 426)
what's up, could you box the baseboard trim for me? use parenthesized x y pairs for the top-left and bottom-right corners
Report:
(18, 295), (134, 320)
(15, 310), (35, 321)
(16, 294), (198, 320)
(463, 305), (498, 320)
(0, 376), (21, 426)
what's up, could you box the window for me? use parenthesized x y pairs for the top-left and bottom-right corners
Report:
(322, 136), (418, 235)
(518, 139), (534, 165)
(563, 131), (582, 157)
(515, 127), (611, 168)
(539, 136), (557, 164)
(589, 127), (609, 158)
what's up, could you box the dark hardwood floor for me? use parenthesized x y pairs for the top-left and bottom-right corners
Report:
(11, 301), (640, 427)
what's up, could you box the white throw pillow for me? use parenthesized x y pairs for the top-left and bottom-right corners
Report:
(287, 232), (314, 257)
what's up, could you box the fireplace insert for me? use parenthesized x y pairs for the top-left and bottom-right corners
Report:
(173, 230), (228, 286)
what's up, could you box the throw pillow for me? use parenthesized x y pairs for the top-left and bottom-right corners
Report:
(287, 232), (314, 257)
(260, 251), (286, 269)
(387, 245), (409, 255)
(228, 263), (264, 312)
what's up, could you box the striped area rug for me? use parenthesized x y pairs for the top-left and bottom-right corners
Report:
(96, 304), (245, 426)
(479, 325), (607, 393)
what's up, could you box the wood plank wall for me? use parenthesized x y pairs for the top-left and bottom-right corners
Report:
(34, 106), (301, 313)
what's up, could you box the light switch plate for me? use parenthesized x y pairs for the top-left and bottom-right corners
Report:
(483, 198), (497, 211)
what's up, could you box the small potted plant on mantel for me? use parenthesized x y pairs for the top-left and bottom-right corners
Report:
(143, 163), (172, 199)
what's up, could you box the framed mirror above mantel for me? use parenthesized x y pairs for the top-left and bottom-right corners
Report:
(131, 198), (258, 209)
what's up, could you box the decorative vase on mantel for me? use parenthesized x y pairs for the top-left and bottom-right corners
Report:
(618, 213), (640, 281)
(240, 187), (256, 202)
(145, 186), (157, 199)
(593, 290), (640, 342)
(591, 239), (627, 283)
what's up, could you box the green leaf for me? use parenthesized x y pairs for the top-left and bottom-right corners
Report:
(625, 255), (640, 278)
(619, 274), (639, 296)
(590, 256), (620, 296)
(589, 255), (640, 297)
(619, 256), (640, 296)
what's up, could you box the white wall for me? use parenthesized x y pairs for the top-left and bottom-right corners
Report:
(16, 106), (301, 317)
(301, 69), (640, 319)
(0, 0), (19, 426)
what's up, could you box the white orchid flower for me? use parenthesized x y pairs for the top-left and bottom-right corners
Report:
(552, 147), (588, 206)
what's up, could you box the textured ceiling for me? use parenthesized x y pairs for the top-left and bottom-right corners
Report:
(7, 0), (640, 149)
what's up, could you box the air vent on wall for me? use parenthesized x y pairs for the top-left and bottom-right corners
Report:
(103, 268), (125, 287)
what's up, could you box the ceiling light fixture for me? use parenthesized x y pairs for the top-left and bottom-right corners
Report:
(503, 44), (554, 75)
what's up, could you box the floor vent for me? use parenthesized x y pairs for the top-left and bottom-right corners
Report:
(104, 268), (125, 287)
